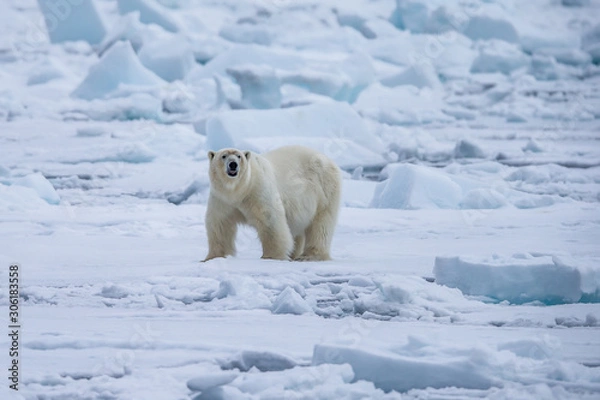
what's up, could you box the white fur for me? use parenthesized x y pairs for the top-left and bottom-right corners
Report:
(204, 145), (341, 261)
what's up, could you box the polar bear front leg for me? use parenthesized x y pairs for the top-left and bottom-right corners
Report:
(257, 222), (293, 260)
(250, 205), (293, 260)
(204, 216), (238, 261)
(203, 198), (239, 261)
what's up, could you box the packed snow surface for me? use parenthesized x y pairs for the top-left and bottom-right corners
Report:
(1, 0), (600, 398)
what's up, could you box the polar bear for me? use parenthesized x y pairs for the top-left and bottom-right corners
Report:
(204, 145), (341, 261)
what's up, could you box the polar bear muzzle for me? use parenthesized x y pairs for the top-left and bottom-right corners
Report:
(226, 159), (239, 177)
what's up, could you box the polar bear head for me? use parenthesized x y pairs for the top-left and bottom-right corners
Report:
(208, 148), (252, 191)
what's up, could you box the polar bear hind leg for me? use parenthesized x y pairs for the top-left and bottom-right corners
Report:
(298, 206), (337, 261)
(298, 160), (341, 261)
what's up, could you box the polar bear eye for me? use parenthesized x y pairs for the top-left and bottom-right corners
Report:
(222, 154), (227, 160)
(236, 154), (241, 159)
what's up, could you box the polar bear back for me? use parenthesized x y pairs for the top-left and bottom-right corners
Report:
(262, 145), (341, 237)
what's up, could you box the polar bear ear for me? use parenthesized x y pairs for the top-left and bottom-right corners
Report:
(244, 151), (251, 160)
(208, 151), (215, 161)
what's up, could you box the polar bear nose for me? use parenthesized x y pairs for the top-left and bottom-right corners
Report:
(228, 161), (238, 170)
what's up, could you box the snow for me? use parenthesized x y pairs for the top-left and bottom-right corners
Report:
(138, 35), (196, 82)
(471, 40), (530, 75)
(314, 333), (600, 395)
(367, 33), (415, 66)
(371, 164), (463, 209)
(227, 64), (281, 109)
(522, 138), (544, 153)
(37, 0), (106, 45)
(280, 69), (351, 101)
(219, 23), (274, 46)
(1, 170), (60, 207)
(2, 0), (600, 398)
(117, 0), (180, 33)
(381, 63), (442, 89)
(70, 93), (164, 121)
(535, 47), (592, 67)
(211, 275), (272, 310)
(71, 41), (164, 100)
(220, 350), (298, 372)
(563, 0), (591, 6)
(434, 254), (585, 304)
(369, 160), (579, 211)
(271, 286), (314, 315)
(463, 14), (519, 43)
(9, 173), (61, 205)
(187, 371), (238, 392)
(97, 11), (160, 56)
(460, 188), (508, 210)
(26, 59), (66, 86)
(188, 364), (369, 399)
(582, 23), (600, 64)
(205, 101), (386, 169)
(454, 138), (486, 159)
(354, 84), (451, 125)
(189, 35), (232, 64)
(0, 183), (50, 212)
(313, 342), (495, 392)
(192, 47), (375, 104)
(389, 0), (431, 33)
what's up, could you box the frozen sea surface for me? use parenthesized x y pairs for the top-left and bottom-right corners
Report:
(1, 0), (600, 398)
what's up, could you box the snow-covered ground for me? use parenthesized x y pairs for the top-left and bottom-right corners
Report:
(1, 0), (600, 398)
